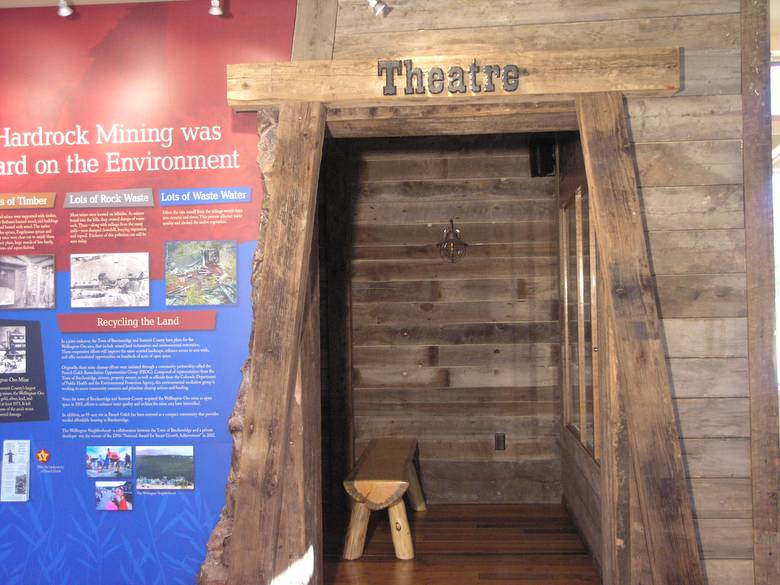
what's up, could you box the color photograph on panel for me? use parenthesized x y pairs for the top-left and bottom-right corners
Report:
(164, 241), (237, 306)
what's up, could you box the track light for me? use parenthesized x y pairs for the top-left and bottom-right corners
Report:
(208, 0), (223, 16)
(366, 0), (389, 17)
(57, 0), (73, 17)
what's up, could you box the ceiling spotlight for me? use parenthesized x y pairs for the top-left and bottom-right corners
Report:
(57, 0), (73, 17)
(367, 0), (389, 17)
(208, 0), (223, 16)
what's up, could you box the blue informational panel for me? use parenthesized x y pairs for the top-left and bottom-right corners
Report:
(0, 2), (296, 583)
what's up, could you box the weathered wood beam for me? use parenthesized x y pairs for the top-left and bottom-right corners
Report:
(228, 47), (680, 110)
(576, 91), (705, 585)
(326, 99), (578, 138)
(291, 0), (338, 60)
(741, 2), (780, 584)
(227, 102), (326, 585)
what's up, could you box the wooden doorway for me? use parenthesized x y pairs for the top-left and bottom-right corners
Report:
(199, 45), (716, 585)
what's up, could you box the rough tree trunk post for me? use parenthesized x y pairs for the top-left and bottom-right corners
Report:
(198, 102), (326, 585)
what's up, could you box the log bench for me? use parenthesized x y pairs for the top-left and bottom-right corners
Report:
(342, 438), (426, 561)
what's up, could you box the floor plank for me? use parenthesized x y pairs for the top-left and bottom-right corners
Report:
(325, 504), (602, 585)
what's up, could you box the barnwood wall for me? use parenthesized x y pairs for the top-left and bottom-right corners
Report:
(347, 135), (562, 503)
(333, 1), (754, 584)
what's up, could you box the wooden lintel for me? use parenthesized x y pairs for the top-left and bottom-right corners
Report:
(227, 101), (326, 585)
(326, 99), (578, 138)
(576, 92), (705, 585)
(228, 47), (680, 110)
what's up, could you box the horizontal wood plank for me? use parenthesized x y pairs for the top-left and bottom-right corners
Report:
(353, 300), (559, 325)
(668, 358), (749, 398)
(635, 140), (743, 187)
(641, 185), (744, 231)
(681, 438), (751, 478)
(696, 518), (754, 559)
(352, 343), (559, 368)
(354, 176), (557, 201)
(648, 229), (746, 275)
(663, 318), (747, 357)
(352, 257), (558, 281)
(353, 322), (559, 346)
(228, 48), (681, 110)
(335, 0), (739, 34)
(352, 277), (558, 302)
(655, 274), (747, 318)
(353, 364), (558, 389)
(674, 398), (750, 438)
(689, 478), (753, 519)
(334, 14), (739, 58)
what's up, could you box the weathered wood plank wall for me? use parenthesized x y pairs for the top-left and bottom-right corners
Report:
(348, 135), (562, 503)
(333, 1), (754, 583)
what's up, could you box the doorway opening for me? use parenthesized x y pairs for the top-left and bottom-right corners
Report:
(316, 131), (602, 585)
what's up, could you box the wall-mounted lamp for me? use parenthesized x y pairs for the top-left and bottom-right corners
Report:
(438, 219), (468, 263)
(367, 0), (389, 17)
(57, 0), (73, 17)
(208, 0), (223, 16)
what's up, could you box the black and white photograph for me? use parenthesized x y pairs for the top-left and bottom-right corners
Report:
(0, 326), (26, 374)
(70, 253), (150, 308)
(165, 241), (237, 306)
(0, 255), (55, 310)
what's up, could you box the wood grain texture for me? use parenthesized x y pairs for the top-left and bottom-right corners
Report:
(327, 100), (579, 138)
(227, 47), (681, 110)
(291, 0), (339, 60)
(227, 102), (326, 585)
(334, 14), (739, 58)
(741, 2), (780, 583)
(325, 504), (602, 584)
(577, 92), (705, 585)
(347, 136), (561, 504)
(334, 0), (739, 34)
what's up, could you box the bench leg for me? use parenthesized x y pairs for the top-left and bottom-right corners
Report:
(388, 500), (414, 560)
(406, 463), (427, 512)
(343, 502), (371, 560)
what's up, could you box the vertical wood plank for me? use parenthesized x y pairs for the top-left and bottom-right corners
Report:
(228, 102), (326, 585)
(600, 271), (631, 585)
(575, 188), (588, 443)
(559, 204), (573, 427)
(302, 232), (324, 583)
(741, 2), (780, 584)
(590, 218), (602, 461)
(576, 91), (706, 585)
(291, 0), (339, 60)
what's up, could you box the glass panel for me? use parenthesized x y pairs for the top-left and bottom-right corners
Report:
(566, 202), (580, 432)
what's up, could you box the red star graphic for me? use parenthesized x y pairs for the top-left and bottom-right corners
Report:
(35, 449), (50, 463)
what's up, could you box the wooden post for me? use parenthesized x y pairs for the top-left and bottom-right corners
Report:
(576, 92), (705, 585)
(741, 2), (780, 584)
(227, 101), (326, 585)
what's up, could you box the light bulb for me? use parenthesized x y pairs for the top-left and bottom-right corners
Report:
(367, 0), (388, 17)
(208, 0), (223, 16)
(58, 0), (73, 17)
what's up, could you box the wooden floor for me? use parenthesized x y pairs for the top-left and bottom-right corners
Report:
(324, 504), (602, 585)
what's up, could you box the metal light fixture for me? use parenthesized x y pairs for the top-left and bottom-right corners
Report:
(208, 0), (223, 16)
(366, 0), (389, 17)
(57, 0), (73, 17)
(438, 219), (468, 263)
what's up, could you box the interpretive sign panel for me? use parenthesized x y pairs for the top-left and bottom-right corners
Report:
(0, 2), (294, 584)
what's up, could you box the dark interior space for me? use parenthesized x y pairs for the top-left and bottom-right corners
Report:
(315, 132), (602, 584)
